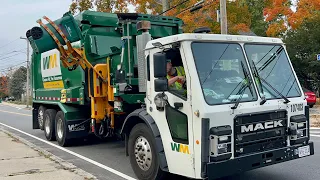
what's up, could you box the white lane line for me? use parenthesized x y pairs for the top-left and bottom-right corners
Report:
(310, 134), (320, 138)
(0, 123), (137, 180)
(0, 109), (31, 116)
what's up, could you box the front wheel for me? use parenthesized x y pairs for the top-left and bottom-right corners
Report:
(128, 123), (167, 180)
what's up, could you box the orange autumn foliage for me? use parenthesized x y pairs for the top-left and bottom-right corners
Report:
(288, 0), (320, 29)
(131, 0), (252, 34)
(264, 0), (320, 37)
(263, 0), (293, 37)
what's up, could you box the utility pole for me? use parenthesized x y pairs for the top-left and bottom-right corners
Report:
(20, 37), (30, 108)
(162, 0), (169, 15)
(220, 0), (228, 34)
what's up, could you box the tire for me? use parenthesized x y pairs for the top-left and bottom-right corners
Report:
(43, 109), (57, 141)
(309, 105), (314, 108)
(55, 111), (71, 147)
(128, 123), (167, 180)
(38, 106), (47, 130)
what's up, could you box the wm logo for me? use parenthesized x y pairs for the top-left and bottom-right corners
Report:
(43, 54), (58, 70)
(171, 142), (190, 154)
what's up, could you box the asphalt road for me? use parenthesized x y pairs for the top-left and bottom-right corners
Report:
(0, 103), (319, 180)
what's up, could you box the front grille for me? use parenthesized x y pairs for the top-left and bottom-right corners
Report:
(234, 110), (287, 157)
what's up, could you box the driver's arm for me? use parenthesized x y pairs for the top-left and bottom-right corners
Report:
(168, 76), (185, 86)
(168, 76), (179, 86)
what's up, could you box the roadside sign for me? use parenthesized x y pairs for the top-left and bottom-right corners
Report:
(317, 54), (320, 61)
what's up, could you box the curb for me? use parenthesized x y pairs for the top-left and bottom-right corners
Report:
(0, 128), (98, 180)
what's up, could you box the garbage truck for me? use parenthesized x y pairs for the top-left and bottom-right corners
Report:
(26, 10), (314, 180)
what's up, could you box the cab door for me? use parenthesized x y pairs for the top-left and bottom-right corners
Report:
(146, 47), (195, 178)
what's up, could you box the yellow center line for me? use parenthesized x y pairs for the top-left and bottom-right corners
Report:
(0, 109), (31, 117)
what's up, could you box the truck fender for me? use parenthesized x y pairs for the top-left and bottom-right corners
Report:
(120, 108), (168, 172)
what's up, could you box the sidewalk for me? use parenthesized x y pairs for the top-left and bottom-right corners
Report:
(0, 129), (97, 180)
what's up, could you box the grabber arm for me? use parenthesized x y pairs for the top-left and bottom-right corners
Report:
(37, 16), (107, 83)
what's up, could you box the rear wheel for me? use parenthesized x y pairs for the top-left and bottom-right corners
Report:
(128, 123), (167, 180)
(38, 106), (46, 130)
(55, 111), (71, 147)
(44, 109), (57, 141)
(310, 105), (314, 108)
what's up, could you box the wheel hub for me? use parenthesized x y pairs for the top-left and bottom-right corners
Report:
(57, 118), (63, 140)
(134, 136), (152, 171)
(44, 115), (50, 135)
(38, 110), (44, 126)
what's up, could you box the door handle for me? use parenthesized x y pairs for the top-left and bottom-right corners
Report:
(174, 102), (183, 109)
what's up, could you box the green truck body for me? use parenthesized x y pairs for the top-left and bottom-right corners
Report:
(30, 10), (183, 122)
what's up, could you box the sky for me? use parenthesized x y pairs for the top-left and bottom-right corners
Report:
(0, 0), (135, 75)
(0, 0), (74, 75)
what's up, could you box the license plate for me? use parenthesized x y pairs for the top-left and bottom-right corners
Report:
(298, 146), (310, 158)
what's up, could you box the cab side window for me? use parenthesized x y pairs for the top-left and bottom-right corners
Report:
(165, 49), (187, 100)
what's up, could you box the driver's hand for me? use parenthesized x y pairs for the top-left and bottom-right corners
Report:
(178, 76), (185, 83)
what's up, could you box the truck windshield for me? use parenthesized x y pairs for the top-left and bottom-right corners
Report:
(191, 42), (257, 105)
(244, 44), (302, 99)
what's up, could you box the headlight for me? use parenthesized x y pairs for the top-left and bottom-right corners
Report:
(217, 143), (230, 154)
(218, 135), (229, 143)
(297, 129), (303, 138)
(154, 93), (167, 109)
(290, 115), (308, 145)
(210, 125), (232, 161)
(297, 122), (305, 128)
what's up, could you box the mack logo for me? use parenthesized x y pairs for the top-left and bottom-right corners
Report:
(68, 124), (85, 132)
(241, 120), (283, 133)
(43, 54), (58, 70)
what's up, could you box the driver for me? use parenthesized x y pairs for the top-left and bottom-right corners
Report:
(166, 59), (186, 91)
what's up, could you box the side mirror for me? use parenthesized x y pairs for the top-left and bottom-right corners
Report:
(154, 79), (168, 92)
(153, 52), (167, 78)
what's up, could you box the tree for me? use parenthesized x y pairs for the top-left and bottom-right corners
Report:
(284, 14), (320, 92)
(240, 0), (268, 36)
(155, 0), (252, 34)
(8, 67), (27, 100)
(70, 0), (130, 14)
(69, 0), (253, 34)
(263, 0), (293, 37)
(287, 0), (320, 30)
(70, 0), (94, 14)
(0, 76), (9, 98)
(128, 0), (162, 14)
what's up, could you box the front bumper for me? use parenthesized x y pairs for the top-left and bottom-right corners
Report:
(206, 142), (314, 180)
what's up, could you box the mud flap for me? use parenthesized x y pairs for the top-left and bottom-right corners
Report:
(32, 108), (40, 129)
(65, 119), (90, 139)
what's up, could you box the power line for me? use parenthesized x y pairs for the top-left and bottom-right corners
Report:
(0, 59), (27, 67)
(0, 53), (24, 61)
(0, 61), (27, 71)
(0, 48), (27, 57)
(0, 38), (19, 50)
(158, 0), (190, 15)
(176, 0), (215, 17)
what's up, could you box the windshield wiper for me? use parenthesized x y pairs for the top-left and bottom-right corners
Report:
(250, 60), (267, 105)
(231, 62), (253, 109)
(251, 60), (290, 104)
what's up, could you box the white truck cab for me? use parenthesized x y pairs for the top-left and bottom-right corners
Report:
(143, 33), (314, 179)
